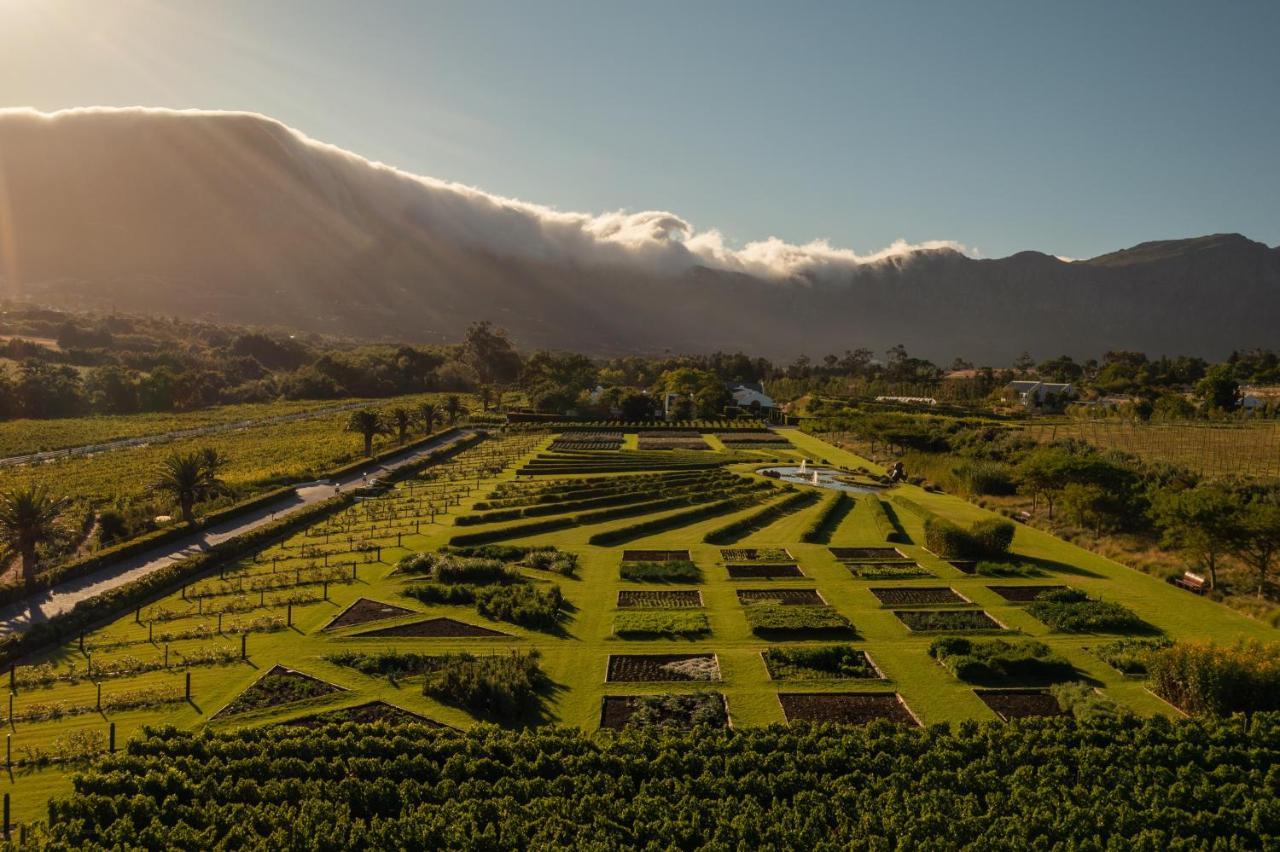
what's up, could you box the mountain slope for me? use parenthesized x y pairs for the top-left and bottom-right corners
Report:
(0, 108), (1276, 361)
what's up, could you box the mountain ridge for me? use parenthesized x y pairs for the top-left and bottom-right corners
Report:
(0, 108), (1276, 362)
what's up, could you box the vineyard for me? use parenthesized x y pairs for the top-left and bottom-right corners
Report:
(0, 425), (1274, 829)
(1024, 419), (1280, 479)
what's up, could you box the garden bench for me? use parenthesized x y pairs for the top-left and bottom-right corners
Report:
(1173, 572), (1207, 594)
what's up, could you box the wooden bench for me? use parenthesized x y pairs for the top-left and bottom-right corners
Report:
(1173, 572), (1208, 594)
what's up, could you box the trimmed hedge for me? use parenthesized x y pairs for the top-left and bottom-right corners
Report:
(588, 494), (768, 547)
(923, 517), (1016, 560)
(703, 490), (818, 545)
(800, 492), (853, 544)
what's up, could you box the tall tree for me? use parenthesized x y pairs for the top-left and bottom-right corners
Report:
(444, 395), (467, 426)
(151, 448), (229, 525)
(1149, 484), (1244, 590)
(462, 321), (522, 409)
(390, 407), (413, 444)
(0, 485), (67, 587)
(346, 409), (387, 457)
(417, 402), (440, 434)
(1232, 492), (1280, 598)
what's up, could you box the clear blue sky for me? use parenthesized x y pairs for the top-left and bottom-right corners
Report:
(2, 0), (1278, 259)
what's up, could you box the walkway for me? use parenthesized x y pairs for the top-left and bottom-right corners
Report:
(0, 429), (478, 635)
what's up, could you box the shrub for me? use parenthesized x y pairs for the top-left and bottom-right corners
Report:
(974, 561), (1041, 577)
(326, 650), (444, 679)
(620, 560), (701, 583)
(626, 693), (726, 728)
(924, 517), (1015, 560)
(1050, 682), (1130, 722)
(929, 637), (1075, 683)
(403, 583), (478, 605)
(1026, 589), (1149, 633)
(1093, 637), (1173, 675)
(423, 651), (545, 721)
(433, 558), (520, 586)
(1148, 641), (1280, 715)
(473, 584), (565, 631)
(762, 645), (878, 679)
(524, 550), (579, 577)
(800, 492), (854, 544)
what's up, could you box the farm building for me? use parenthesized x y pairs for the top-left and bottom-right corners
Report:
(1006, 380), (1075, 407)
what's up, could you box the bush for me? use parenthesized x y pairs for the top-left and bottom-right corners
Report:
(929, 637), (1075, 683)
(800, 492), (854, 544)
(423, 651), (545, 721)
(1148, 641), (1280, 715)
(325, 650), (444, 679)
(924, 517), (1016, 560)
(402, 583), (477, 605)
(762, 645), (878, 679)
(1050, 682), (1130, 722)
(1093, 637), (1172, 675)
(703, 490), (818, 545)
(626, 693), (726, 728)
(1026, 589), (1149, 633)
(742, 604), (854, 636)
(620, 560), (701, 583)
(473, 584), (565, 631)
(523, 550), (579, 577)
(433, 558), (520, 586)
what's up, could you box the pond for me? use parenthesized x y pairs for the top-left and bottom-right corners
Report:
(756, 465), (887, 494)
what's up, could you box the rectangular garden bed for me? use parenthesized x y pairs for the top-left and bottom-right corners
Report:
(987, 585), (1067, 603)
(606, 654), (721, 682)
(726, 564), (805, 579)
(721, 547), (793, 563)
(762, 646), (882, 680)
(830, 547), (907, 561)
(736, 588), (826, 606)
(617, 590), (703, 608)
(743, 604), (855, 638)
(621, 550), (690, 562)
(870, 587), (969, 607)
(975, 689), (1069, 721)
(599, 692), (728, 729)
(613, 611), (711, 638)
(845, 562), (932, 580)
(777, 692), (919, 726)
(894, 609), (1004, 632)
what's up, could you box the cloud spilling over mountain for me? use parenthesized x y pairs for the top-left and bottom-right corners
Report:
(0, 107), (1276, 362)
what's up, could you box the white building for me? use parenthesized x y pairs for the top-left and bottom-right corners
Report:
(1006, 380), (1074, 406)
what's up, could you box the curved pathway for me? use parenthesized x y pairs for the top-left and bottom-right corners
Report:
(0, 429), (477, 636)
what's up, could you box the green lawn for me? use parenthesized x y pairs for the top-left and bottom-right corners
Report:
(2, 427), (1274, 823)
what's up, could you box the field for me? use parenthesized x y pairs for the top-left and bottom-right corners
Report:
(1024, 419), (1280, 479)
(0, 426), (1275, 825)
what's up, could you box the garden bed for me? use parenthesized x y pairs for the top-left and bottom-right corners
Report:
(762, 646), (881, 680)
(617, 590), (703, 608)
(988, 585), (1067, 603)
(929, 637), (1077, 684)
(620, 560), (701, 583)
(274, 700), (448, 729)
(845, 562), (932, 580)
(948, 561), (977, 574)
(1091, 637), (1173, 675)
(1026, 589), (1152, 633)
(743, 604), (855, 637)
(352, 617), (511, 638)
(777, 692), (919, 726)
(721, 547), (793, 563)
(637, 436), (710, 450)
(830, 547), (907, 561)
(726, 564), (805, 579)
(621, 550), (690, 562)
(214, 665), (347, 719)
(870, 587), (968, 607)
(895, 610), (1004, 632)
(613, 611), (711, 638)
(606, 654), (721, 682)
(322, 598), (418, 631)
(975, 689), (1068, 721)
(736, 589), (826, 606)
(599, 692), (728, 729)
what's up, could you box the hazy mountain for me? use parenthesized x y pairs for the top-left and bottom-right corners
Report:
(1, 108), (1276, 362)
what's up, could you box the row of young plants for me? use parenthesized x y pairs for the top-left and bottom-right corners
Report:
(475, 469), (719, 510)
(703, 489), (820, 544)
(43, 714), (1280, 848)
(588, 488), (776, 547)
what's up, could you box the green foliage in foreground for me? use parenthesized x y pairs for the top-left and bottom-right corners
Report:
(1148, 640), (1280, 715)
(45, 715), (1280, 849)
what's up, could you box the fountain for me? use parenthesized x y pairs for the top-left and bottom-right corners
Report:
(811, 471), (820, 485)
(798, 458), (807, 474)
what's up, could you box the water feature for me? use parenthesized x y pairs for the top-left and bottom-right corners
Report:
(757, 465), (887, 494)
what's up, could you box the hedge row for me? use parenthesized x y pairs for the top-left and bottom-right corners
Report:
(703, 490), (819, 545)
(476, 470), (713, 510)
(800, 492), (854, 544)
(867, 498), (906, 544)
(588, 492), (769, 547)
(457, 473), (734, 525)
(923, 517), (1016, 560)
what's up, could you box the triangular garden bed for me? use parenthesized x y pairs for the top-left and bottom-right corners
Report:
(213, 665), (347, 719)
(273, 700), (451, 729)
(352, 617), (510, 638)
(323, 598), (418, 631)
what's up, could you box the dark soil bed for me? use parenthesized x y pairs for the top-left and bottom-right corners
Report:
(948, 561), (977, 574)
(726, 564), (804, 579)
(870, 587), (968, 606)
(975, 689), (1069, 720)
(778, 692), (919, 726)
(599, 693), (728, 729)
(621, 550), (690, 562)
(606, 654), (720, 682)
(322, 598), (417, 631)
(736, 588), (825, 605)
(988, 585), (1067, 603)
(830, 547), (906, 561)
(895, 609), (1004, 632)
(214, 665), (346, 719)
(617, 590), (703, 608)
(721, 547), (793, 562)
(274, 700), (448, 729)
(352, 617), (510, 638)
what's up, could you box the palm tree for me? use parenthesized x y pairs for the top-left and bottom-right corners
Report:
(346, 409), (387, 457)
(0, 485), (67, 588)
(417, 402), (440, 434)
(152, 448), (229, 524)
(390, 407), (413, 443)
(444, 395), (467, 425)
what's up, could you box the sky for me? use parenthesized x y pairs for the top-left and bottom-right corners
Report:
(1, 0), (1278, 261)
